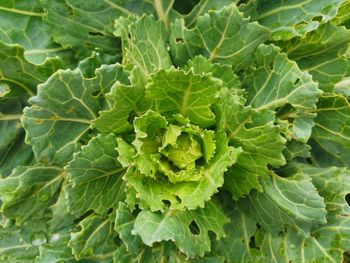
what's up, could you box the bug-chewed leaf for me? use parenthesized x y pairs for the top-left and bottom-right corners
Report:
(116, 15), (172, 78)
(69, 213), (117, 260)
(0, 166), (64, 224)
(0, 41), (62, 98)
(40, 0), (128, 58)
(124, 131), (240, 211)
(247, 173), (327, 236)
(215, 89), (286, 200)
(333, 0), (350, 27)
(0, 218), (48, 262)
(242, 44), (322, 142)
(244, 0), (344, 40)
(133, 201), (229, 258)
(146, 68), (222, 127)
(214, 165), (350, 262)
(250, 165), (350, 263)
(282, 23), (350, 92)
(310, 94), (350, 167)
(22, 64), (126, 165)
(65, 134), (126, 216)
(169, 5), (269, 71)
(0, 0), (74, 65)
(211, 202), (260, 262)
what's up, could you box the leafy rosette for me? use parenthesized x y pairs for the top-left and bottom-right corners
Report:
(119, 109), (241, 211)
(1, 1), (350, 262)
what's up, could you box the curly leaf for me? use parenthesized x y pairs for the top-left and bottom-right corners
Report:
(0, 166), (63, 224)
(169, 4), (269, 71)
(245, 0), (344, 40)
(248, 173), (327, 236)
(124, 131), (240, 211)
(282, 23), (350, 92)
(0, 0), (74, 65)
(69, 213), (117, 260)
(22, 64), (126, 165)
(146, 68), (222, 127)
(242, 44), (322, 142)
(310, 94), (350, 167)
(0, 41), (62, 97)
(216, 89), (286, 200)
(133, 201), (229, 258)
(65, 133), (126, 216)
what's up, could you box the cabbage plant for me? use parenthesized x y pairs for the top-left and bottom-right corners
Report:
(1, 0), (350, 262)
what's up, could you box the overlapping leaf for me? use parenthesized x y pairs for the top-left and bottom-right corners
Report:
(282, 22), (350, 92)
(124, 130), (240, 211)
(169, 4), (270, 71)
(248, 172), (327, 236)
(146, 68), (221, 127)
(65, 134), (126, 217)
(133, 201), (229, 258)
(310, 94), (350, 167)
(0, 0), (74, 65)
(22, 64), (127, 165)
(0, 166), (64, 224)
(215, 89), (286, 199)
(0, 41), (62, 97)
(242, 0), (344, 40)
(69, 213), (117, 260)
(242, 44), (322, 142)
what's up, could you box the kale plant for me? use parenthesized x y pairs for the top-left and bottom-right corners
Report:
(1, 0), (350, 262)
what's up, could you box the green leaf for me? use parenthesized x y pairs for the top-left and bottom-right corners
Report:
(185, 56), (241, 91)
(36, 231), (76, 263)
(0, 40), (62, 97)
(40, 0), (129, 58)
(0, 134), (34, 178)
(282, 23), (350, 92)
(0, 166), (63, 224)
(0, 0), (74, 65)
(66, 134), (126, 216)
(92, 82), (144, 134)
(115, 15), (172, 78)
(245, 0), (344, 40)
(183, 0), (239, 28)
(332, 0), (350, 27)
(69, 213), (116, 260)
(22, 64), (124, 165)
(146, 68), (222, 127)
(114, 202), (142, 255)
(252, 165), (350, 263)
(0, 218), (48, 262)
(310, 94), (350, 167)
(49, 187), (76, 232)
(169, 5), (269, 71)
(133, 201), (229, 258)
(125, 129), (240, 211)
(0, 98), (23, 158)
(215, 89), (286, 200)
(248, 172), (327, 236)
(211, 202), (260, 262)
(242, 44), (322, 142)
(283, 141), (311, 161)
